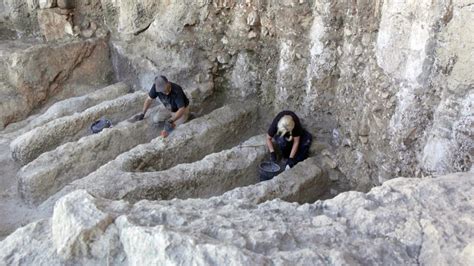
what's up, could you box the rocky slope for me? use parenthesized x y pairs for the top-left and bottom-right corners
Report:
(1, 172), (472, 265)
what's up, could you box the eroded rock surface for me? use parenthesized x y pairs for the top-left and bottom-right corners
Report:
(38, 103), (259, 208)
(102, 0), (473, 189)
(1, 173), (472, 265)
(11, 90), (144, 165)
(2, 82), (130, 136)
(0, 37), (113, 129)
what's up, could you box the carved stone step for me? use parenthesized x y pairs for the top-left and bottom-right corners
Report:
(10, 91), (144, 165)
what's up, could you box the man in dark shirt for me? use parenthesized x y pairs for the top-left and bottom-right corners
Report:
(266, 110), (312, 168)
(135, 75), (190, 137)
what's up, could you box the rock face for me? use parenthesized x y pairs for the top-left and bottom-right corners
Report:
(4, 0), (471, 190)
(0, 37), (113, 129)
(1, 173), (472, 264)
(101, 0), (473, 189)
(39, 0), (56, 9)
(37, 8), (74, 41)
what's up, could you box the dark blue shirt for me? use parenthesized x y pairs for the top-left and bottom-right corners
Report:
(149, 82), (189, 112)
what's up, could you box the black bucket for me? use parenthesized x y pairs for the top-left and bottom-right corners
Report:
(259, 161), (281, 181)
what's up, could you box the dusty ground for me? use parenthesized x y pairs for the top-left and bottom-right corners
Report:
(0, 137), (39, 240)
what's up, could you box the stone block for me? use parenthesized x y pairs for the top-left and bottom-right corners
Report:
(37, 9), (73, 41)
(52, 190), (112, 259)
(39, 0), (57, 9)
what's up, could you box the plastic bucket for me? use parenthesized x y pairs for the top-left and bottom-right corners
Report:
(259, 161), (281, 181)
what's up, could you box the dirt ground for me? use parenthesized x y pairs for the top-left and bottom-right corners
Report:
(0, 137), (40, 240)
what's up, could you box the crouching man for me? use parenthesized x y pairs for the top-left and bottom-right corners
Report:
(135, 75), (190, 137)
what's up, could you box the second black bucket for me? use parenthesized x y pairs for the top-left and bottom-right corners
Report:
(259, 161), (281, 181)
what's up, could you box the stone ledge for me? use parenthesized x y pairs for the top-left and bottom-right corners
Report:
(10, 90), (143, 165)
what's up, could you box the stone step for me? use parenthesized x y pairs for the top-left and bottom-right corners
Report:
(38, 103), (258, 208)
(10, 91), (145, 165)
(17, 106), (164, 205)
(2, 82), (130, 136)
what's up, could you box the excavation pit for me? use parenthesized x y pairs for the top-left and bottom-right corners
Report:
(119, 103), (259, 173)
(120, 135), (268, 203)
(17, 108), (166, 205)
(0, 2), (472, 263)
(36, 103), (260, 207)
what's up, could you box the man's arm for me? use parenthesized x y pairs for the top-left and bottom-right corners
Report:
(170, 106), (186, 123)
(289, 136), (300, 159)
(142, 96), (154, 116)
(266, 134), (274, 152)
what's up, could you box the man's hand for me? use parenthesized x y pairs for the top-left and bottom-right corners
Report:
(164, 120), (175, 133)
(134, 113), (145, 121)
(270, 152), (277, 162)
(160, 130), (169, 138)
(286, 158), (295, 168)
(166, 118), (176, 129)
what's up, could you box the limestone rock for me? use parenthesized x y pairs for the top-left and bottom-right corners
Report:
(0, 219), (59, 265)
(230, 51), (259, 98)
(38, 103), (260, 207)
(37, 9), (74, 41)
(57, 0), (74, 9)
(0, 81), (28, 130)
(0, 38), (113, 128)
(221, 156), (329, 204)
(246, 10), (259, 26)
(39, 0), (57, 9)
(247, 30), (257, 39)
(52, 190), (113, 259)
(11, 91), (143, 167)
(80, 28), (95, 38)
(1, 173), (472, 264)
(17, 104), (162, 206)
(2, 82), (130, 137)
